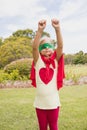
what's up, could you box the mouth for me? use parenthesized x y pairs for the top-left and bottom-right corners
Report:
(44, 52), (53, 57)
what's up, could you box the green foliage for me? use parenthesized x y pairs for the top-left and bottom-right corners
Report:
(73, 51), (86, 64)
(0, 57), (33, 82)
(0, 70), (10, 83)
(0, 38), (3, 46)
(4, 58), (32, 78)
(9, 70), (21, 80)
(65, 51), (87, 64)
(64, 54), (74, 64)
(0, 37), (32, 68)
(0, 69), (22, 83)
(12, 29), (35, 39)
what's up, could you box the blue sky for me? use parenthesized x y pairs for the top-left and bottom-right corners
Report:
(0, 0), (87, 54)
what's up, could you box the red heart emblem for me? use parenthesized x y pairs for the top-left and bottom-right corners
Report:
(39, 68), (54, 84)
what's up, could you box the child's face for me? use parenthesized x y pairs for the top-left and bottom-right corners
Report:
(39, 42), (54, 57)
(40, 47), (54, 57)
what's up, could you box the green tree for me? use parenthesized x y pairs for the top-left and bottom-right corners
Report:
(0, 37), (32, 68)
(64, 54), (74, 64)
(73, 51), (86, 64)
(12, 29), (35, 39)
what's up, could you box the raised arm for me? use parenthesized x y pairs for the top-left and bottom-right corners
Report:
(51, 19), (63, 61)
(33, 20), (46, 65)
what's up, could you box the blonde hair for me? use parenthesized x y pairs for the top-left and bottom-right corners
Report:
(39, 36), (52, 44)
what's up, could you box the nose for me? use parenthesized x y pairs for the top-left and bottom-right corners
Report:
(45, 47), (49, 50)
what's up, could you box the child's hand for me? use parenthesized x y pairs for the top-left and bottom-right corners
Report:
(38, 20), (46, 32)
(51, 19), (60, 30)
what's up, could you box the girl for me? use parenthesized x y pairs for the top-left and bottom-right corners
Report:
(30, 19), (65, 130)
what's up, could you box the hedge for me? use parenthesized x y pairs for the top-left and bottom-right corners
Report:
(4, 58), (33, 78)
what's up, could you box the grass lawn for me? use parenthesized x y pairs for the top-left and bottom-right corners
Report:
(0, 85), (87, 130)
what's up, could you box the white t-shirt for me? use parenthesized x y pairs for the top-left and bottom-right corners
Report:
(34, 55), (61, 109)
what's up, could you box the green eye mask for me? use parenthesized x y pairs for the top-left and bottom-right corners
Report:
(39, 43), (54, 52)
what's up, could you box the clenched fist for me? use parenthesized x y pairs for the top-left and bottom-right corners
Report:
(51, 19), (60, 30)
(38, 20), (46, 32)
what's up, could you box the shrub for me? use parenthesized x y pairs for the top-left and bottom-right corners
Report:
(0, 70), (10, 83)
(9, 69), (21, 80)
(0, 69), (29, 83)
(4, 58), (33, 79)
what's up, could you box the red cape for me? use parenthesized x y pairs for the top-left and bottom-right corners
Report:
(30, 54), (65, 90)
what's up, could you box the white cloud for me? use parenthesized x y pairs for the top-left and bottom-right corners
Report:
(0, 0), (87, 53)
(0, 0), (44, 17)
(56, 0), (87, 32)
(58, 0), (86, 20)
(6, 24), (20, 32)
(61, 17), (87, 32)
